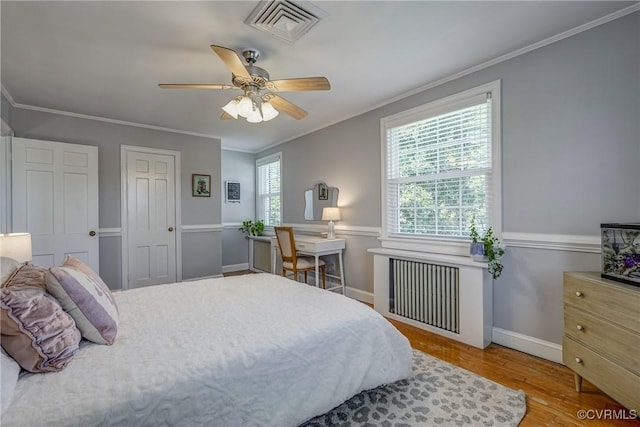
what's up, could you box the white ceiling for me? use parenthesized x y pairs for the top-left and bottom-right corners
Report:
(1, 1), (637, 152)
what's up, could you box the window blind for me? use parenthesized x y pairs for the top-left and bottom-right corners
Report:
(256, 154), (281, 226)
(385, 93), (492, 238)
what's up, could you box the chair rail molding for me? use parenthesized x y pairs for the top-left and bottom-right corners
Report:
(502, 232), (600, 253)
(285, 223), (380, 238)
(181, 224), (223, 233)
(222, 222), (243, 230)
(98, 228), (122, 237)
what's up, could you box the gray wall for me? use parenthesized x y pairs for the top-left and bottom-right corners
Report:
(259, 12), (640, 344)
(9, 107), (223, 287)
(221, 149), (256, 269)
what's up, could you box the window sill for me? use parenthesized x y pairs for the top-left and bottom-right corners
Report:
(378, 236), (470, 257)
(368, 247), (487, 269)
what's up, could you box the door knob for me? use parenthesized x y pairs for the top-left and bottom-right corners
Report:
(168, 227), (174, 232)
(89, 230), (96, 236)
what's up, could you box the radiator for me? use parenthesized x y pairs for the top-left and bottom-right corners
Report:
(390, 259), (460, 333)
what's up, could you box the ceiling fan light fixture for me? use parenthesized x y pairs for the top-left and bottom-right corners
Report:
(222, 98), (240, 119)
(236, 96), (254, 118)
(162, 44), (328, 123)
(261, 101), (279, 121)
(246, 107), (263, 123)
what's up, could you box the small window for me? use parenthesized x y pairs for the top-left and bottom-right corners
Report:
(382, 81), (501, 240)
(256, 153), (281, 226)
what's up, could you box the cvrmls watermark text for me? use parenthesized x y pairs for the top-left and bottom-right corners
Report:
(577, 409), (637, 420)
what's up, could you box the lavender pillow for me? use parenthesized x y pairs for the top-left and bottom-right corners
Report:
(0, 284), (81, 373)
(46, 256), (119, 345)
(1, 262), (47, 291)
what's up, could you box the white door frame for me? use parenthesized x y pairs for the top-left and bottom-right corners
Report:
(120, 145), (182, 289)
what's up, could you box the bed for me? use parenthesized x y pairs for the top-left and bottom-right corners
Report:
(1, 269), (412, 426)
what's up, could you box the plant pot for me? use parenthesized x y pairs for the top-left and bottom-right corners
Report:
(470, 242), (488, 262)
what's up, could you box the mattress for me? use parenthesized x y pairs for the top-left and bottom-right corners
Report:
(2, 273), (412, 426)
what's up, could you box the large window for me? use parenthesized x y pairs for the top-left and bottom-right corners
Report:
(256, 153), (281, 226)
(382, 81), (501, 240)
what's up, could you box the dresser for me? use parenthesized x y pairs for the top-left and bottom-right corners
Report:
(563, 272), (640, 412)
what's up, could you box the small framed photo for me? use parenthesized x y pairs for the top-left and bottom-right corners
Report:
(226, 181), (240, 203)
(192, 174), (211, 197)
(318, 182), (328, 200)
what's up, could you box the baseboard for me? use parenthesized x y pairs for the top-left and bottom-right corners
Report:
(492, 327), (563, 364)
(181, 274), (224, 282)
(345, 287), (374, 304)
(222, 263), (249, 273)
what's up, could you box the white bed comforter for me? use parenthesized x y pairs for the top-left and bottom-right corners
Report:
(2, 273), (412, 427)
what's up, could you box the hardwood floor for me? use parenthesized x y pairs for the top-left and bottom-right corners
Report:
(389, 318), (639, 426)
(224, 271), (638, 426)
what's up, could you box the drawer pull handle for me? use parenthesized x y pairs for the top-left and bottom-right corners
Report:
(575, 357), (583, 364)
(576, 325), (584, 331)
(575, 291), (583, 297)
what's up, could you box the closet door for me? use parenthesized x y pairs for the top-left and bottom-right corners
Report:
(12, 137), (99, 270)
(124, 147), (177, 288)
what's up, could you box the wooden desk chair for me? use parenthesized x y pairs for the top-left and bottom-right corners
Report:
(274, 226), (326, 288)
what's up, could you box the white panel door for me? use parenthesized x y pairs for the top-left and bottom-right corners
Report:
(126, 149), (176, 288)
(11, 137), (99, 270)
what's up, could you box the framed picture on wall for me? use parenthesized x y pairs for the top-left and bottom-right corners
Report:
(226, 181), (240, 203)
(192, 174), (211, 197)
(318, 182), (328, 200)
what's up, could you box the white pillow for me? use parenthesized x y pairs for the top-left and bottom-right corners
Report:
(1, 348), (21, 415)
(1, 257), (22, 285)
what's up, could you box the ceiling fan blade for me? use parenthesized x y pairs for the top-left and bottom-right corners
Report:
(267, 94), (308, 120)
(220, 111), (235, 120)
(210, 45), (251, 79)
(265, 77), (331, 92)
(158, 83), (235, 89)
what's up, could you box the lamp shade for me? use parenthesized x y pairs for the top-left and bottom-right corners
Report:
(0, 233), (32, 262)
(221, 98), (239, 119)
(246, 108), (263, 123)
(322, 207), (341, 221)
(261, 101), (279, 121)
(236, 96), (253, 118)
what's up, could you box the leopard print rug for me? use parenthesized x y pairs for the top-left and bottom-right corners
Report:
(301, 349), (526, 426)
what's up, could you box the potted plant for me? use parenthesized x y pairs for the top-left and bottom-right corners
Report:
(469, 218), (505, 279)
(239, 220), (264, 236)
(251, 220), (264, 236)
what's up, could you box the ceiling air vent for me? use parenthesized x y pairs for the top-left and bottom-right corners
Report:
(246, 0), (328, 44)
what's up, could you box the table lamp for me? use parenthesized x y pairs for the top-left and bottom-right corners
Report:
(0, 233), (33, 262)
(322, 207), (341, 239)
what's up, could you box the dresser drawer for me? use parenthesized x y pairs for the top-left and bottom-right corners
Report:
(564, 304), (640, 375)
(563, 337), (640, 412)
(564, 272), (640, 333)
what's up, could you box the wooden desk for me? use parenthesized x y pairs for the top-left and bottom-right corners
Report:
(271, 235), (346, 294)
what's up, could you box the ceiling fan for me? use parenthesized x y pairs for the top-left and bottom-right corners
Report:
(159, 45), (331, 123)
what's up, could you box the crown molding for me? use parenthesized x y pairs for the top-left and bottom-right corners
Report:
(258, 3), (640, 153)
(1, 85), (16, 105)
(10, 102), (223, 141)
(3, 4), (638, 154)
